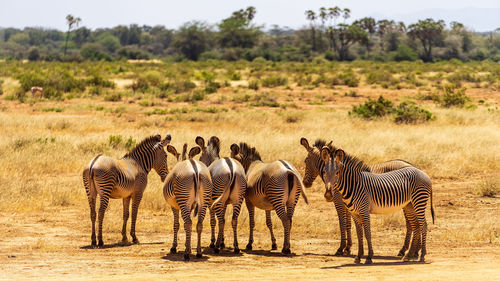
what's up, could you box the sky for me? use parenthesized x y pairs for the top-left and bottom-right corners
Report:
(1, 0), (499, 32)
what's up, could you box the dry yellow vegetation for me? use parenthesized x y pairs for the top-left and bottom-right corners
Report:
(0, 67), (499, 279)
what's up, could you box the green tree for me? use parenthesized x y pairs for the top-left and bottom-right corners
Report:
(173, 21), (211, 60)
(27, 46), (41, 61)
(97, 32), (121, 53)
(353, 17), (376, 55)
(217, 6), (261, 48)
(64, 14), (81, 55)
(408, 18), (445, 62)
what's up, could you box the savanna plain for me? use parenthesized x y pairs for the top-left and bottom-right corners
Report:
(0, 60), (499, 280)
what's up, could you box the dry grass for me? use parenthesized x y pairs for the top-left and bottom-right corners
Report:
(1, 65), (500, 279)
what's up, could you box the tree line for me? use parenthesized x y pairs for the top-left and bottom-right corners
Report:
(1, 6), (499, 62)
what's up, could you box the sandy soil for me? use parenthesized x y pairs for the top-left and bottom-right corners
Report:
(1, 178), (498, 280)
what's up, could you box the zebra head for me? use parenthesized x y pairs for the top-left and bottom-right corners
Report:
(232, 142), (261, 173)
(153, 134), (172, 182)
(320, 146), (345, 200)
(196, 136), (220, 166)
(300, 138), (321, 188)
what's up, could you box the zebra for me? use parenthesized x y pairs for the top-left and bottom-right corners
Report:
(163, 143), (213, 261)
(320, 146), (435, 264)
(196, 136), (247, 254)
(300, 138), (418, 257)
(82, 134), (171, 247)
(233, 142), (308, 254)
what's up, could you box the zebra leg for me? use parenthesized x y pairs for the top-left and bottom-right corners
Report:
(351, 214), (364, 264)
(274, 205), (291, 255)
(88, 196), (97, 247)
(215, 204), (227, 253)
(181, 208), (192, 261)
(245, 199), (255, 251)
(209, 207), (216, 249)
(265, 210), (278, 250)
(344, 209), (352, 255)
(333, 191), (348, 256)
(360, 212), (374, 264)
(121, 196), (131, 244)
(414, 206), (428, 263)
(232, 202), (242, 254)
(400, 205), (416, 257)
(170, 207), (179, 254)
(97, 195), (110, 247)
(130, 192), (144, 244)
(196, 204), (208, 258)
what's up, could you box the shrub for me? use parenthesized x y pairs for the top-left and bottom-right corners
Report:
(108, 135), (136, 150)
(393, 45), (418, 61)
(86, 75), (115, 88)
(104, 93), (122, 102)
(366, 71), (392, 85)
(476, 180), (498, 198)
(440, 85), (470, 108)
(0, 79), (3, 95)
(394, 101), (433, 124)
(159, 80), (196, 94)
(248, 79), (259, 90)
(335, 71), (359, 87)
(130, 77), (149, 93)
(262, 76), (288, 88)
(350, 95), (394, 119)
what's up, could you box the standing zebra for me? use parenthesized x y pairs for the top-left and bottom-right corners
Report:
(233, 142), (308, 254)
(196, 136), (247, 253)
(320, 146), (434, 264)
(300, 138), (418, 257)
(82, 134), (171, 247)
(163, 143), (212, 261)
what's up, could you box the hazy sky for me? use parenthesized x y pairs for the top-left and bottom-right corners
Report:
(1, 0), (499, 31)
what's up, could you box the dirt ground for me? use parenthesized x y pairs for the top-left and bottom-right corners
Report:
(1, 178), (499, 280)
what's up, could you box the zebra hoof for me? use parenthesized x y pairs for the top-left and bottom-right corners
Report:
(343, 248), (351, 256)
(220, 242), (225, 249)
(170, 247), (177, 254)
(97, 240), (104, 248)
(91, 240), (97, 247)
(234, 248), (240, 254)
(334, 248), (343, 256)
(281, 248), (291, 255)
(402, 255), (411, 262)
(196, 253), (203, 258)
(419, 255), (425, 263)
(365, 258), (373, 264)
(214, 247), (220, 254)
(271, 243), (278, 250)
(245, 244), (252, 251)
(132, 238), (139, 244)
(209, 243), (215, 249)
(397, 249), (406, 257)
(354, 257), (361, 264)
(184, 254), (190, 261)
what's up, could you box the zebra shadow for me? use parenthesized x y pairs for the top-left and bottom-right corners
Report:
(161, 253), (210, 262)
(203, 248), (244, 257)
(321, 260), (426, 269)
(244, 249), (298, 258)
(80, 241), (163, 249)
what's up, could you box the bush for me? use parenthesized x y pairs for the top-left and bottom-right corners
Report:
(394, 101), (433, 124)
(393, 45), (418, 61)
(440, 85), (470, 108)
(366, 71), (392, 85)
(476, 179), (498, 198)
(159, 80), (196, 94)
(262, 76), (288, 88)
(108, 135), (136, 150)
(130, 77), (149, 93)
(248, 79), (259, 90)
(86, 74), (115, 88)
(104, 93), (122, 102)
(335, 71), (359, 87)
(350, 95), (394, 119)
(17, 71), (85, 97)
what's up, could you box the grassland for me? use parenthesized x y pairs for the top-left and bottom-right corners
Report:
(0, 60), (499, 280)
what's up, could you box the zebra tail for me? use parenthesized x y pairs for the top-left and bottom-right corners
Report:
(88, 155), (101, 197)
(430, 188), (435, 224)
(288, 171), (309, 205)
(211, 173), (235, 209)
(193, 173), (201, 217)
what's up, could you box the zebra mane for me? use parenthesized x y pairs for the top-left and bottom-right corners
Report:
(313, 139), (336, 151)
(206, 136), (220, 158)
(340, 151), (371, 172)
(239, 142), (262, 161)
(123, 134), (161, 158)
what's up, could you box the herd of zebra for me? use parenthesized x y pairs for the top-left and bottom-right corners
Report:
(83, 134), (434, 264)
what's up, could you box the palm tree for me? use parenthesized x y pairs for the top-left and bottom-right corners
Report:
(64, 14), (81, 55)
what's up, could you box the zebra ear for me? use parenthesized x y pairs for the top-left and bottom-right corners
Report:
(161, 134), (172, 146)
(320, 146), (331, 163)
(209, 136), (220, 147)
(230, 143), (239, 158)
(334, 149), (345, 164)
(188, 147), (201, 159)
(300, 138), (312, 152)
(195, 136), (205, 150)
(166, 144), (178, 158)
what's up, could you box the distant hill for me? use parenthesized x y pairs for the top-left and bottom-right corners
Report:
(370, 7), (500, 32)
